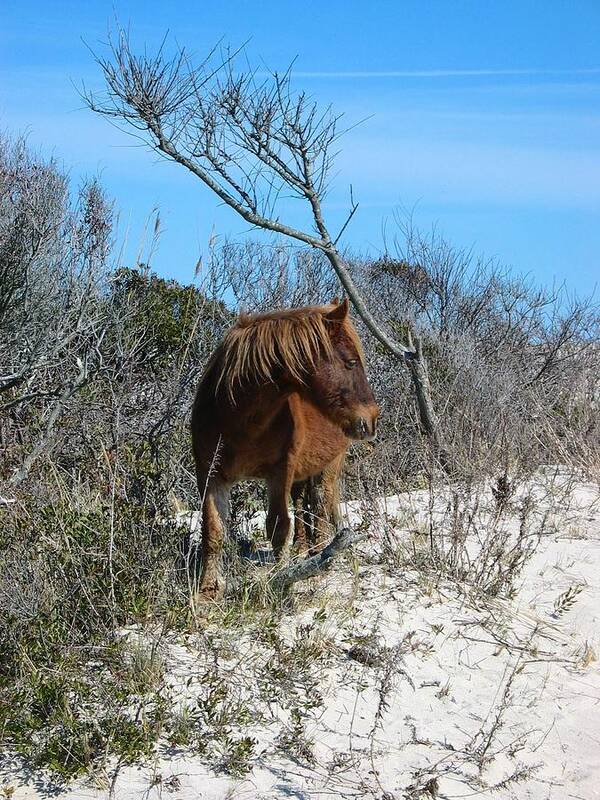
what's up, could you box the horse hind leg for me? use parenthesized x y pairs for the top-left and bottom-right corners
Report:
(291, 480), (310, 554)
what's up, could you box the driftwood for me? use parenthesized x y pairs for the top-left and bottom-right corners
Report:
(223, 527), (366, 597)
(268, 527), (366, 593)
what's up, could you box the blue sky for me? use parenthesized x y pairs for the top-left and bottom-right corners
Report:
(1, 0), (599, 294)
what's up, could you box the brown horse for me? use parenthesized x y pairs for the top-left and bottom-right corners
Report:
(190, 298), (379, 600)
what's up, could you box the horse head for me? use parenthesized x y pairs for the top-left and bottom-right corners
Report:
(307, 298), (380, 441)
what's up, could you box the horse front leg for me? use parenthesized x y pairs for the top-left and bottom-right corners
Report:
(267, 476), (293, 563)
(316, 452), (344, 547)
(196, 477), (230, 602)
(303, 453), (345, 553)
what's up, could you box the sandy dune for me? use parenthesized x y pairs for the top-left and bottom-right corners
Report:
(3, 472), (599, 800)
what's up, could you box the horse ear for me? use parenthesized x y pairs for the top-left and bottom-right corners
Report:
(330, 296), (341, 306)
(326, 296), (349, 321)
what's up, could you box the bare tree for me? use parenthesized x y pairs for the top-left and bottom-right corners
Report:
(83, 31), (440, 446)
(0, 136), (116, 485)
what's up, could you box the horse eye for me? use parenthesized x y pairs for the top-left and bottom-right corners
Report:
(345, 359), (357, 369)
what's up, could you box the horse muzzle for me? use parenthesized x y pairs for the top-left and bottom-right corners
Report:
(345, 412), (379, 441)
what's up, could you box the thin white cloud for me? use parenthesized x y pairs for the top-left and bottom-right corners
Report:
(290, 68), (600, 79)
(335, 135), (600, 208)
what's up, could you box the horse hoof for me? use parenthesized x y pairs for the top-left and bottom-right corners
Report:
(192, 579), (225, 605)
(273, 541), (293, 563)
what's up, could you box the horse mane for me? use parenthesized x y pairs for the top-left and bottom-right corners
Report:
(213, 304), (363, 400)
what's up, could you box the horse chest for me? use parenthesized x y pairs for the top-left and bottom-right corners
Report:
(289, 398), (349, 481)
